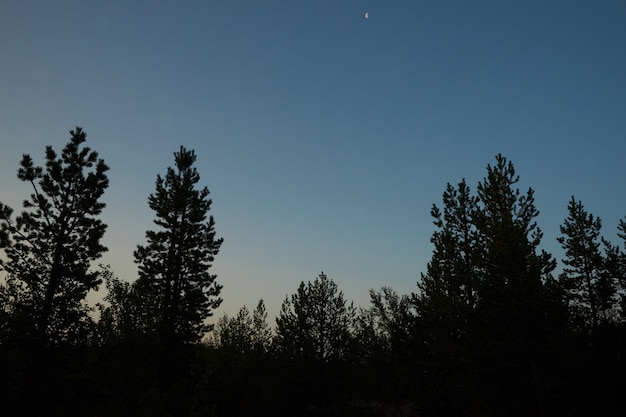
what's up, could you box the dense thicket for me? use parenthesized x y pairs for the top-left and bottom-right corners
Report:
(1, 136), (625, 416)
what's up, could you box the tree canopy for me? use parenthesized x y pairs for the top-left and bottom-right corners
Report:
(275, 272), (356, 362)
(134, 146), (223, 346)
(0, 127), (109, 345)
(2, 136), (625, 417)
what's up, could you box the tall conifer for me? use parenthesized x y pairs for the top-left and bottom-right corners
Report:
(0, 127), (109, 345)
(134, 146), (223, 346)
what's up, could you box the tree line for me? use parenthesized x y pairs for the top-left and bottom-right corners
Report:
(1, 128), (624, 416)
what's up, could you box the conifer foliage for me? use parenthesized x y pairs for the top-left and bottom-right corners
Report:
(3, 131), (626, 416)
(134, 146), (223, 346)
(213, 300), (272, 354)
(558, 197), (617, 330)
(276, 272), (355, 361)
(0, 127), (109, 345)
(414, 154), (564, 416)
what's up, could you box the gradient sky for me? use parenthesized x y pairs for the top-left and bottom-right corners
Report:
(1, 1), (625, 322)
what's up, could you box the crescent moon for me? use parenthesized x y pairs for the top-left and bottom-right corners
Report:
(365, 12), (368, 19)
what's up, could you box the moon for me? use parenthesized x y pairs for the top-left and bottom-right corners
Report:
(365, 12), (368, 19)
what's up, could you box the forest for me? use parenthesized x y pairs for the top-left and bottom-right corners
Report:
(1, 128), (624, 417)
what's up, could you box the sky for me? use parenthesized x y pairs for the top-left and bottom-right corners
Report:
(1, 0), (625, 323)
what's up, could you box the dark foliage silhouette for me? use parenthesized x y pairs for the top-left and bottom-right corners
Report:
(134, 146), (223, 347)
(3, 141), (625, 416)
(0, 127), (109, 416)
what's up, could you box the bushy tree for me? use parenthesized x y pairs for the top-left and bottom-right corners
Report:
(274, 272), (356, 415)
(134, 146), (223, 347)
(91, 267), (163, 417)
(275, 272), (355, 362)
(354, 287), (415, 409)
(0, 127), (109, 346)
(200, 300), (274, 417)
(96, 266), (160, 342)
(213, 300), (272, 354)
(356, 287), (414, 357)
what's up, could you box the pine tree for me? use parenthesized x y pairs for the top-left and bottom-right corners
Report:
(212, 299), (272, 354)
(415, 179), (482, 343)
(355, 287), (415, 409)
(214, 306), (253, 354)
(412, 179), (483, 415)
(134, 146), (223, 347)
(96, 266), (160, 341)
(558, 197), (616, 331)
(251, 299), (272, 352)
(0, 127), (109, 345)
(414, 155), (566, 416)
(472, 154), (560, 416)
(275, 272), (355, 362)
(602, 217), (626, 321)
(0, 128), (109, 416)
(275, 272), (356, 415)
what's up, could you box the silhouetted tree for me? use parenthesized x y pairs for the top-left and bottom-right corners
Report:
(472, 154), (562, 416)
(416, 179), (482, 315)
(275, 272), (356, 415)
(558, 197), (618, 332)
(357, 287), (414, 357)
(207, 300), (274, 417)
(213, 300), (272, 354)
(91, 267), (162, 416)
(133, 146), (223, 416)
(276, 272), (355, 362)
(602, 217), (626, 320)
(134, 146), (223, 347)
(0, 127), (109, 345)
(412, 179), (484, 415)
(251, 299), (272, 352)
(562, 212), (626, 416)
(97, 265), (160, 341)
(0, 127), (109, 417)
(414, 155), (567, 416)
(354, 287), (416, 412)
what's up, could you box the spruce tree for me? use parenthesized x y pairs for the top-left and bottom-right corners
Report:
(134, 146), (223, 346)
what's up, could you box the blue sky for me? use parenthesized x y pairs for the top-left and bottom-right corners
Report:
(1, 0), (625, 322)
